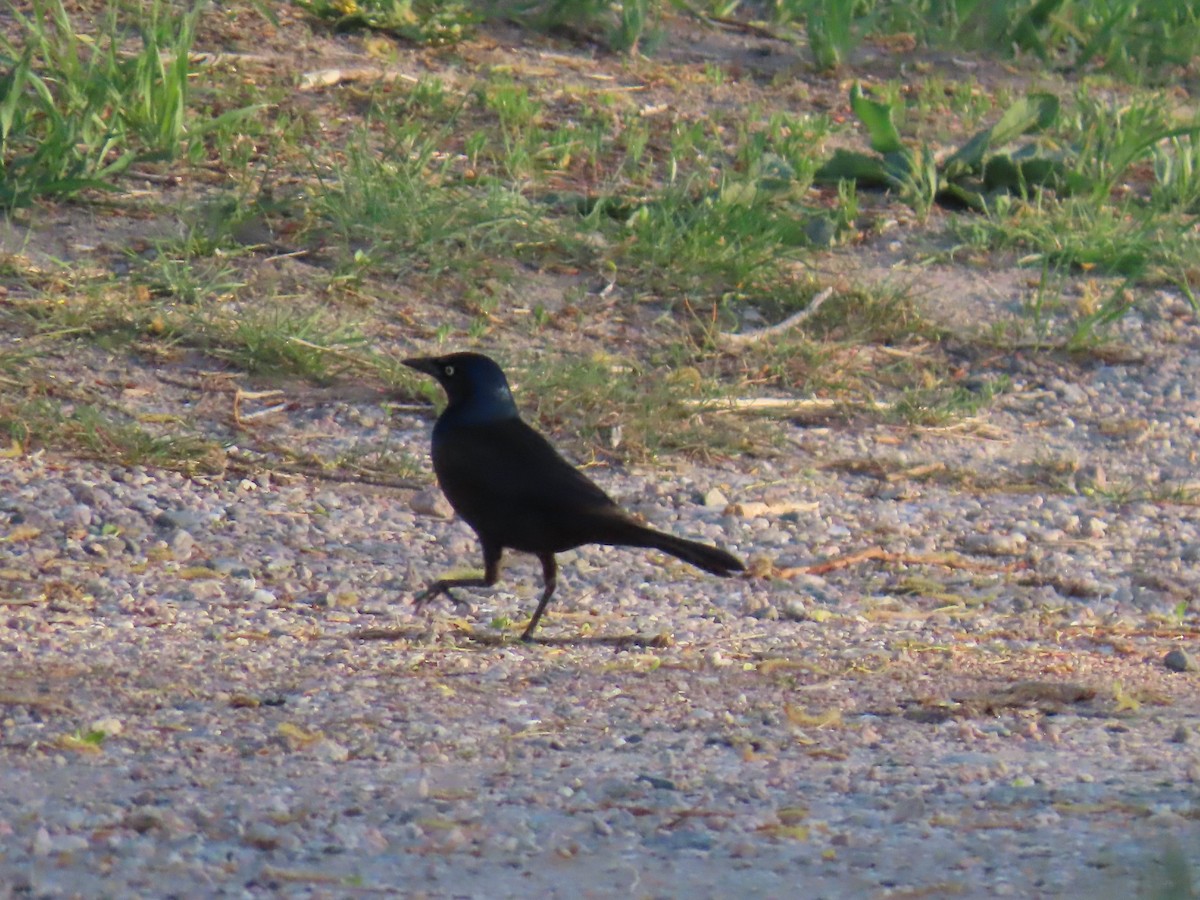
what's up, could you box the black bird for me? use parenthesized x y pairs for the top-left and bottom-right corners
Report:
(403, 352), (745, 640)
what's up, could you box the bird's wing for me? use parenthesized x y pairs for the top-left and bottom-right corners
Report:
(432, 416), (618, 517)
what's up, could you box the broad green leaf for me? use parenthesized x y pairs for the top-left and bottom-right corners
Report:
(980, 155), (1086, 195)
(980, 153), (1019, 191)
(0, 48), (33, 149)
(1074, 0), (1138, 69)
(945, 93), (1059, 174)
(992, 93), (1059, 142)
(849, 82), (904, 155)
(936, 182), (987, 212)
(1007, 0), (1065, 59)
(1015, 158), (1088, 195)
(813, 149), (890, 186)
(756, 153), (796, 193)
(882, 148), (918, 185)
(719, 180), (757, 207)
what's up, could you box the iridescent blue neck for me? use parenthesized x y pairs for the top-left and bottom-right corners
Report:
(435, 382), (518, 431)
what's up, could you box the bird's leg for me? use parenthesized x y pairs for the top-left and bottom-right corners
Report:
(520, 554), (558, 642)
(413, 543), (502, 612)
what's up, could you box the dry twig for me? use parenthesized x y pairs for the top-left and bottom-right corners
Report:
(717, 287), (834, 347)
(681, 395), (892, 415)
(778, 546), (1021, 578)
(299, 67), (420, 91)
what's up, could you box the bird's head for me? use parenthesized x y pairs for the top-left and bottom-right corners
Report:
(403, 352), (518, 419)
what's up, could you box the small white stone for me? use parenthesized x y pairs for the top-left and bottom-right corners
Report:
(90, 716), (123, 737)
(411, 488), (453, 519)
(313, 739), (350, 762)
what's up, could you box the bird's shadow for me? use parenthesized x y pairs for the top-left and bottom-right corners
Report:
(351, 624), (672, 649)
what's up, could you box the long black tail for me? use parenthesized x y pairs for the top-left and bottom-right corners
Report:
(618, 522), (744, 576)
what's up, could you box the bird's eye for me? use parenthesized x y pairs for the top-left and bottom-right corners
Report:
(443, 365), (455, 377)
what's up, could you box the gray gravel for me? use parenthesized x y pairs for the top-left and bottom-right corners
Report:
(4, 298), (1200, 897)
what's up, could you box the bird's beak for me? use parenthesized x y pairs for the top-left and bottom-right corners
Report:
(403, 357), (440, 377)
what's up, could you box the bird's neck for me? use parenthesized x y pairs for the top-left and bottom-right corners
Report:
(437, 385), (519, 429)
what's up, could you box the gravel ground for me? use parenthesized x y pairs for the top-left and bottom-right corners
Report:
(4, 295), (1200, 898)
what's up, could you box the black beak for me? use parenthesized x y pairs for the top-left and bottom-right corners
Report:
(403, 357), (440, 378)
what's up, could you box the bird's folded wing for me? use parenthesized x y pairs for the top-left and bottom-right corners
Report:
(433, 416), (617, 515)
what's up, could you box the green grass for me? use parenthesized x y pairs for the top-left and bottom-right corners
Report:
(209, 307), (371, 382)
(305, 81), (839, 309)
(519, 350), (763, 461)
(0, 0), (259, 207)
(888, 376), (1011, 427)
(2, 0), (1198, 471)
(0, 394), (224, 472)
(291, 0), (664, 55)
(25, 291), (379, 386)
(311, 120), (559, 280)
(766, 0), (1200, 79)
(1066, 89), (1200, 203)
(953, 196), (1196, 278)
(132, 248), (248, 307)
(1153, 134), (1200, 212)
(293, 0), (477, 45)
(604, 175), (810, 303)
(285, 0), (1200, 77)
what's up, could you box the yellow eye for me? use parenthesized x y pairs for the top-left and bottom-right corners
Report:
(444, 365), (455, 376)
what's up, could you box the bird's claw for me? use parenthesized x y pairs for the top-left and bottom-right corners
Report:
(411, 584), (448, 612)
(412, 582), (475, 613)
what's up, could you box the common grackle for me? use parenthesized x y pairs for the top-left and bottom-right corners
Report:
(404, 352), (745, 640)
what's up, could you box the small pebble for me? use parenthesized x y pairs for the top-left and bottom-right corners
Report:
(411, 488), (453, 518)
(242, 822), (282, 851)
(313, 740), (350, 762)
(1164, 648), (1197, 673)
(167, 528), (195, 558)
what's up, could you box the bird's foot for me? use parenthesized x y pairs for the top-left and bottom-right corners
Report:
(412, 582), (454, 612)
(413, 581), (480, 613)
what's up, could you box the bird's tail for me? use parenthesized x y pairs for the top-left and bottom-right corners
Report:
(618, 523), (745, 576)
